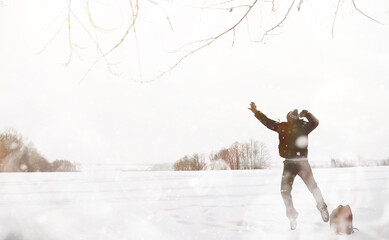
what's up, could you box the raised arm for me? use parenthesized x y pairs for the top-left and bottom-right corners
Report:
(249, 102), (280, 132)
(300, 110), (319, 134)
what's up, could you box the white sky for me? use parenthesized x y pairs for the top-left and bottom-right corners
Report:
(1, 0), (389, 166)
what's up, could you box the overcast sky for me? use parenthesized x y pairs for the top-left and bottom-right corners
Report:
(1, 0), (389, 167)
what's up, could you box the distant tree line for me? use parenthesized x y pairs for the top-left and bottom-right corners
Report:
(330, 158), (389, 168)
(173, 139), (270, 171)
(0, 129), (79, 172)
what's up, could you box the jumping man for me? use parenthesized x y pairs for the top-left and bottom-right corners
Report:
(248, 102), (329, 230)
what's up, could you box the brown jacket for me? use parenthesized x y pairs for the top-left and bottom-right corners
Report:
(254, 111), (319, 159)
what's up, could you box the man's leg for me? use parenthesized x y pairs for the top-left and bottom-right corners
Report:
(281, 162), (299, 222)
(298, 162), (329, 222)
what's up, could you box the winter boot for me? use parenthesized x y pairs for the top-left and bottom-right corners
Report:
(288, 210), (299, 230)
(289, 218), (297, 230)
(317, 203), (329, 222)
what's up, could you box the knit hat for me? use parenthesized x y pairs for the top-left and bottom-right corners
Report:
(287, 109), (299, 122)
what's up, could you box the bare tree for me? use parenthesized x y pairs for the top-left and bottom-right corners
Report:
(191, 153), (207, 170)
(213, 139), (271, 170)
(0, 128), (23, 161)
(173, 153), (206, 171)
(0, 129), (52, 172)
(229, 142), (240, 169)
(253, 141), (270, 169)
(236, 139), (270, 169)
(173, 155), (190, 171)
(38, 0), (384, 82)
(0, 129), (79, 172)
(217, 148), (234, 169)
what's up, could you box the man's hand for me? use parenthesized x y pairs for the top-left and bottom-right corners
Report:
(299, 110), (309, 118)
(248, 102), (258, 113)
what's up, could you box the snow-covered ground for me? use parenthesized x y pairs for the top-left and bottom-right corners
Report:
(0, 166), (388, 240)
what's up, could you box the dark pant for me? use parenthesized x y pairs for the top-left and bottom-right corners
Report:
(281, 160), (325, 219)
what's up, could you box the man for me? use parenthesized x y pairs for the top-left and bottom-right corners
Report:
(248, 102), (329, 230)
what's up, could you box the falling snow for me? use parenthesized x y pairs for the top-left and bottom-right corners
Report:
(296, 136), (308, 149)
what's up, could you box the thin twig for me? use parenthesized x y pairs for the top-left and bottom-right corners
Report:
(81, 0), (139, 81)
(42, 7), (68, 31)
(232, 28), (236, 47)
(131, 0), (144, 82)
(332, 0), (341, 38)
(171, 0), (249, 13)
(36, 18), (67, 55)
(85, 0), (121, 32)
(352, 0), (383, 24)
(170, 37), (215, 54)
(190, 5), (252, 11)
(148, 0), (174, 30)
(72, 12), (118, 75)
(297, 0), (303, 11)
(259, 0), (296, 42)
(65, 0), (74, 67)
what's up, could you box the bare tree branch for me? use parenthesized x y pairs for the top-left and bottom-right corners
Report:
(232, 28), (236, 47)
(71, 11), (118, 76)
(131, 0), (144, 82)
(332, 0), (342, 38)
(188, 4), (252, 11)
(148, 0), (174, 30)
(37, 0), (385, 82)
(36, 18), (67, 55)
(333, 0), (383, 38)
(151, 0), (383, 83)
(259, 0), (296, 42)
(172, 0), (252, 13)
(85, 0), (121, 32)
(351, 0), (383, 24)
(146, 0), (259, 83)
(81, 0), (139, 81)
(65, 0), (74, 67)
(297, 0), (303, 11)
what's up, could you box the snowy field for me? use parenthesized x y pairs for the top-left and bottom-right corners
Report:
(0, 166), (388, 240)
